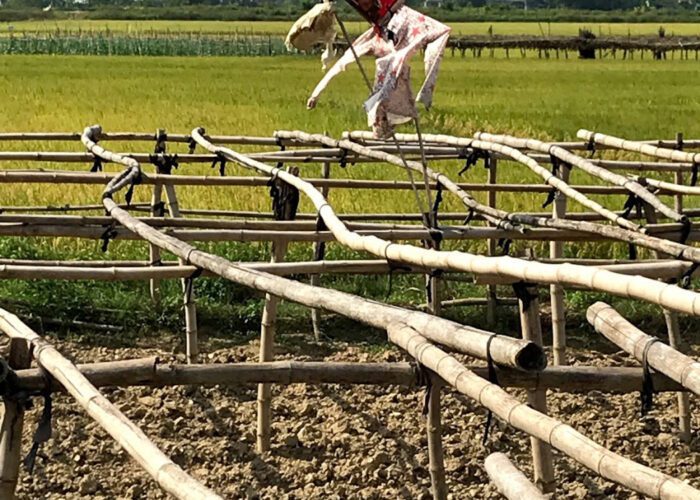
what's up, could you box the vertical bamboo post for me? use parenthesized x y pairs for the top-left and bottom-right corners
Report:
(517, 283), (555, 493)
(643, 204), (692, 443)
(674, 132), (684, 213)
(551, 164), (570, 365)
(163, 183), (198, 364)
(257, 241), (288, 453)
(0, 338), (31, 499)
(310, 161), (330, 340)
(149, 129), (166, 307)
(426, 375), (447, 500)
(486, 155), (498, 326)
(257, 167), (298, 453)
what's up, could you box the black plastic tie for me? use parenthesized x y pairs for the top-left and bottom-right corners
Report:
(640, 337), (660, 417)
(90, 157), (102, 173)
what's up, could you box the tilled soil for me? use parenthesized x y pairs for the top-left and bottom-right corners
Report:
(3, 325), (700, 499)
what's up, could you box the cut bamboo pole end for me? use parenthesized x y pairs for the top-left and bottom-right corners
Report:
(587, 302), (700, 397)
(485, 452), (546, 500)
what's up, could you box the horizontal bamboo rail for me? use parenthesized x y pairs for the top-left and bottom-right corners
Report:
(8, 357), (686, 395)
(0, 309), (221, 500)
(485, 452), (546, 500)
(388, 323), (700, 499)
(587, 302), (700, 396)
(578, 129), (700, 164)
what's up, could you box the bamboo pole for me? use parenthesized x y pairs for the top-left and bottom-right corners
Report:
(12, 359), (689, 394)
(0, 310), (221, 500)
(487, 155), (498, 327)
(0, 338), (31, 499)
(83, 125), (546, 371)
(587, 302), (700, 397)
(311, 161), (330, 340)
(387, 322), (700, 499)
(517, 284), (555, 493)
(257, 240), (287, 453)
(163, 183), (198, 364)
(578, 130), (700, 164)
(485, 452), (546, 500)
(149, 177), (163, 306)
(643, 206), (692, 442)
(426, 374), (447, 500)
(551, 163), (570, 366)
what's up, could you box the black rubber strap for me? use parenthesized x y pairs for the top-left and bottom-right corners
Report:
(124, 171), (143, 207)
(187, 137), (197, 154)
(542, 188), (557, 209)
(99, 223), (118, 252)
(211, 152), (227, 177)
(184, 267), (204, 303)
(680, 262), (699, 288)
(679, 219), (692, 245)
(90, 157), (102, 173)
(498, 238), (512, 255)
(640, 337), (660, 417)
(482, 335), (500, 446)
(385, 260), (412, 300)
(691, 162), (699, 187)
(23, 373), (53, 474)
(512, 282), (537, 312)
(421, 370), (433, 417)
(463, 207), (475, 225)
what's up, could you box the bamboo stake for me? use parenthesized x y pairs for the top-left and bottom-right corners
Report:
(0, 338), (31, 499)
(551, 163), (570, 366)
(426, 374), (447, 500)
(387, 322), (700, 499)
(587, 302), (700, 397)
(517, 284), (555, 493)
(487, 155), (498, 327)
(644, 206), (692, 442)
(0, 310), (221, 500)
(149, 178), (163, 306)
(311, 161), (330, 340)
(257, 240), (287, 453)
(12, 360), (689, 394)
(163, 183), (198, 364)
(485, 452), (546, 500)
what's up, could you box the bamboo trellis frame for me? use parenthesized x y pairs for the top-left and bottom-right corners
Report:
(0, 126), (697, 498)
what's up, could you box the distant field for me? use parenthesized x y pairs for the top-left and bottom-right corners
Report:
(2, 20), (699, 37)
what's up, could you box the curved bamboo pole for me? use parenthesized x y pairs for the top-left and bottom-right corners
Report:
(474, 132), (685, 224)
(0, 310), (221, 500)
(192, 128), (700, 317)
(81, 125), (544, 371)
(388, 323), (700, 500)
(578, 130), (700, 164)
(587, 302), (700, 396)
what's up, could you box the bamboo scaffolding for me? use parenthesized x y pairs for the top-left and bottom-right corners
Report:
(587, 302), (700, 397)
(82, 127), (545, 372)
(474, 132), (684, 223)
(551, 163), (570, 365)
(486, 154), (498, 326)
(277, 131), (700, 267)
(485, 452), (546, 500)
(311, 161), (331, 340)
(0, 309), (221, 500)
(10, 359), (689, 394)
(190, 128), (700, 318)
(387, 322), (700, 499)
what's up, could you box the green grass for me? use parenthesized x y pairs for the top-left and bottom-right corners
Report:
(0, 53), (698, 330)
(2, 20), (699, 37)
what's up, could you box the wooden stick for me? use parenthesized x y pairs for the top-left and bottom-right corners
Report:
(517, 284), (555, 493)
(587, 302), (700, 397)
(426, 374), (447, 500)
(149, 170), (163, 307)
(0, 338), (31, 499)
(485, 452), (546, 500)
(311, 161), (330, 341)
(0, 310), (221, 499)
(387, 322), (700, 499)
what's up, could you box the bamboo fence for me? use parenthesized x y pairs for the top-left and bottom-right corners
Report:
(0, 125), (696, 498)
